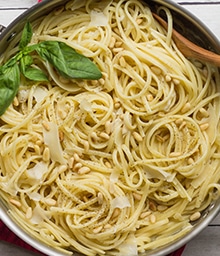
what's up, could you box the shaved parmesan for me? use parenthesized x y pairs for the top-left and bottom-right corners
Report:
(33, 86), (48, 103)
(89, 10), (108, 27)
(30, 205), (50, 224)
(17, 89), (29, 103)
(144, 166), (175, 182)
(111, 196), (131, 209)
(26, 162), (48, 180)
(117, 234), (138, 256)
(110, 169), (120, 183)
(42, 122), (66, 164)
(27, 192), (42, 201)
(80, 99), (92, 113)
(112, 118), (124, 147)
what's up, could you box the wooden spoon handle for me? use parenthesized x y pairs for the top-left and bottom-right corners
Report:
(153, 13), (220, 66)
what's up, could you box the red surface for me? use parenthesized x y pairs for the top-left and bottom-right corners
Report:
(0, 220), (185, 256)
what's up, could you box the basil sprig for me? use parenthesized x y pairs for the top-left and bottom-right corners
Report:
(0, 22), (102, 116)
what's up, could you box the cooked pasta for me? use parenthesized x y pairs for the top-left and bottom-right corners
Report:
(1, 0), (220, 255)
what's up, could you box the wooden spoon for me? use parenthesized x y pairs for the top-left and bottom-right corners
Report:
(153, 13), (220, 66)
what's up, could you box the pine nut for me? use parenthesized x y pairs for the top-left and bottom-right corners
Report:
(105, 120), (112, 135)
(199, 107), (209, 118)
(26, 207), (33, 219)
(189, 211), (201, 221)
(115, 41), (123, 48)
(157, 205), (168, 212)
(119, 114), (124, 121)
(83, 141), (90, 152)
(34, 145), (41, 155)
(73, 153), (80, 162)
(179, 121), (187, 131)
(169, 152), (182, 157)
(140, 211), (151, 219)
(43, 147), (50, 162)
(104, 224), (112, 229)
(111, 208), (120, 219)
(58, 109), (67, 120)
(58, 165), (68, 173)
(109, 36), (116, 49)
(158, 111), (165, 117)
(150, 214), (156, 224)
(149, 201), (157, 212)
(9, 199), (21, 208)
(136, 18), (143, 25)
(175, 118), (184, 125)
(100, 132), (110, 140)
(78, 166), (91, 175)
(133, 132), (143, 142)
(188, 157), (194, 165)
(68, 157), (75, 169)
(13, 96), (19, 106)
(59, 131), (64, 142)
(119, 56), (126, 67)
(146, 94), (154, 102)
(112, 47), (123, 53)
(91, 79), (98, 86)
(165, 74), (172, 82)
(200, 123), (209, 131)
(151, 66), (161, 75)
(104, 161), (112, 168)
(83, 196), (88, 202)
(74, 162), (83, 170)
(133, 192), (142, 201)
(173, 78), (180, 85)
(99, 78), (105, 85)
(115, 102), (121, 109)
(181, 102), (191, 113)
(97, 192), (103, 205)
(91, 132), (98, 141)
(109, 184), (115, 194)
(42, 121), (50, 131)
(93, 225), (103, 234)
(45, 198), (57, 206)
(113, 28), (120, 35)
(36, 140), (43, 146)
(179, 121), (186, 131)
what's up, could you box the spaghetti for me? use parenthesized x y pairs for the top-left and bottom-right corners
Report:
(1, 0), (220, 255)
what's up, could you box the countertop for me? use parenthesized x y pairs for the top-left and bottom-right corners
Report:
(0, 0), (220, 255)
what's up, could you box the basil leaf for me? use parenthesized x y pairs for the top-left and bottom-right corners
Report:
(19, 22), (33, 50)
(20, 55), (33, 72)
(0, 22), (103, 116)
(0, 64), (20, 115)
(23, 67), (48, 81)
(36, 41), (102, 80)
(3, 52), (21, 69)
(20, 56), (48, 81)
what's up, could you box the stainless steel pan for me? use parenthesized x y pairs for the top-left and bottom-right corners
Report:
(0, 1), (220, 255)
